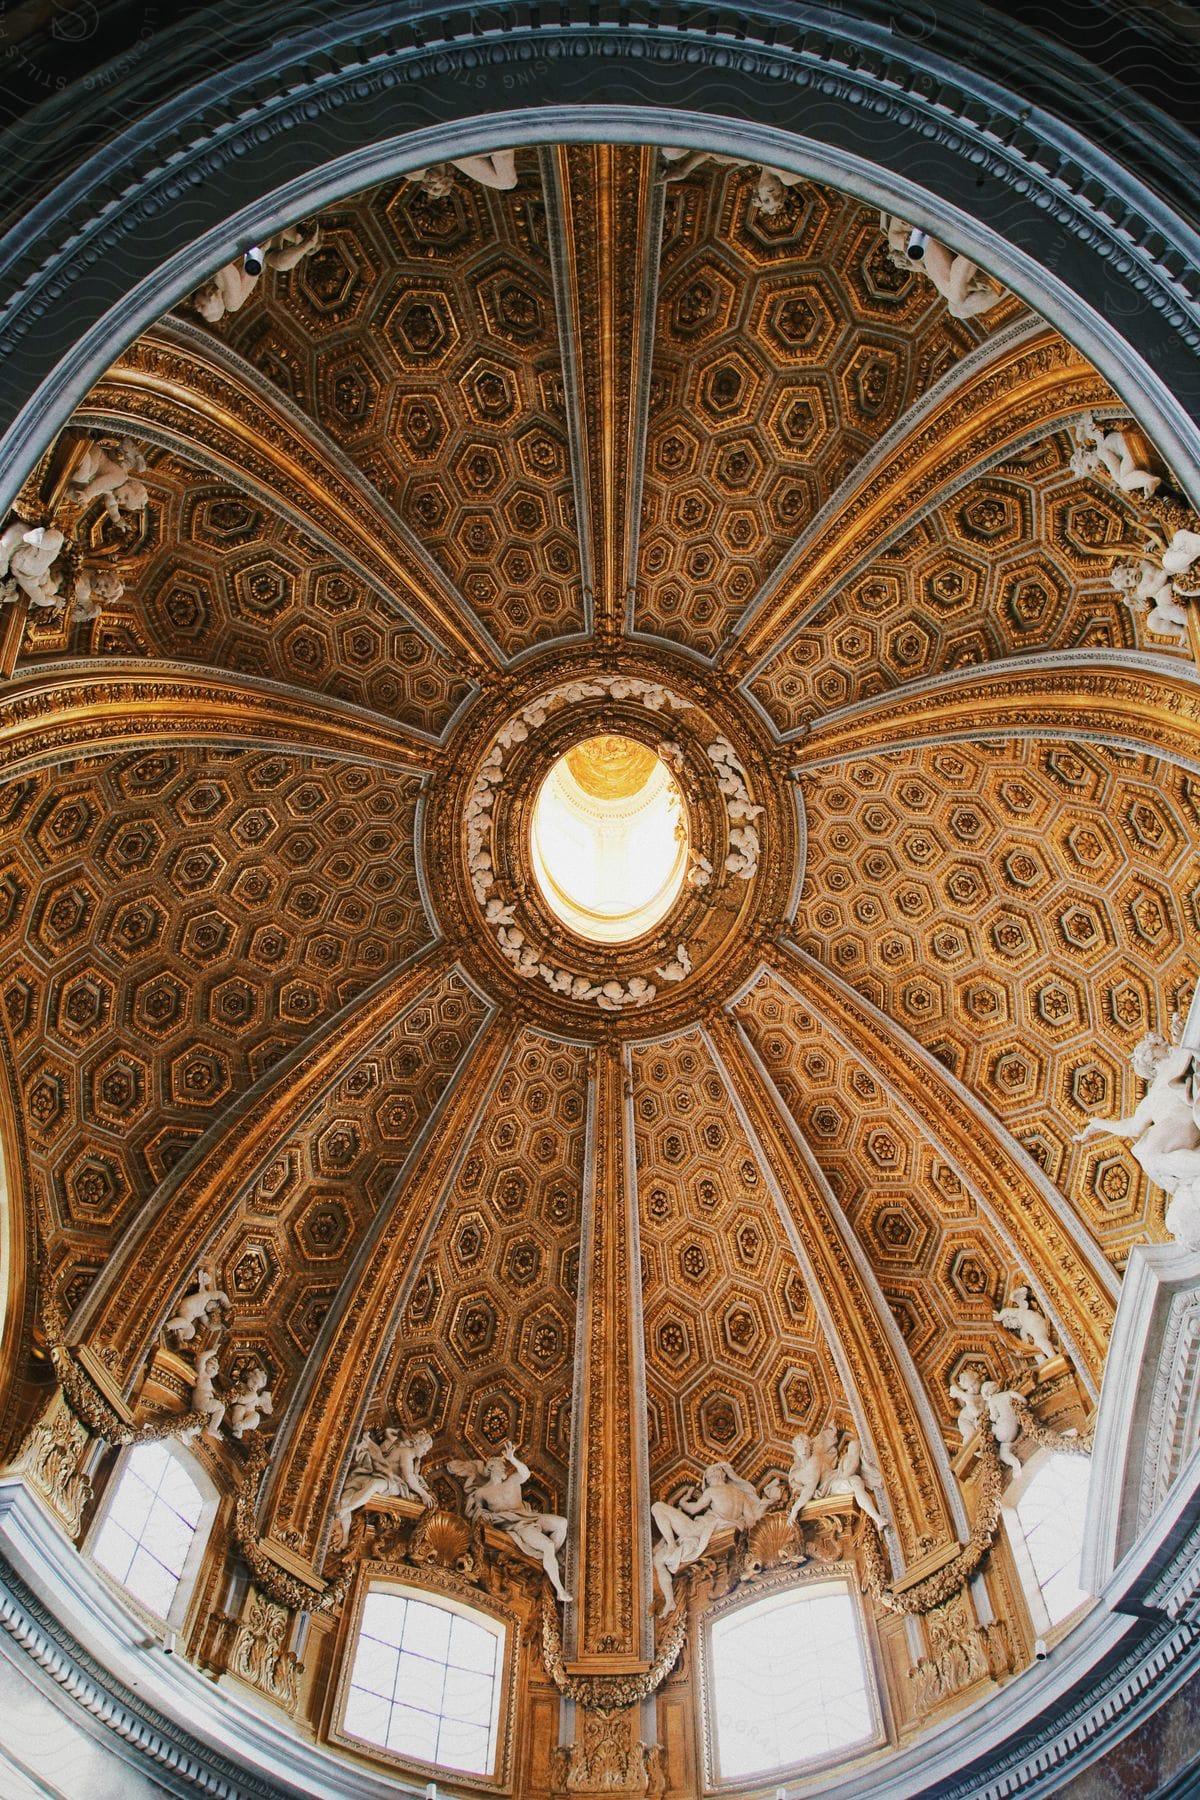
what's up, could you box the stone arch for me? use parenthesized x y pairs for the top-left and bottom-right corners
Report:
(1, 6), (1199, 515)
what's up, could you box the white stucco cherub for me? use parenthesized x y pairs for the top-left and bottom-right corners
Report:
(993, 1284), (1056, 1365)
(163, 1269), (231, 1345)
(1110, 557), (1189, 638)
(1068, 413), (1160, 498)
(0, 523), (66, 609)
(655, 944), (692, 984)
(981, 1382), (1023, 1478)
(823, 1429), (887, 1528)
(70, 565), (125, 623)
(1161, 527), (1200, 591)
(191, 222), (321, 322)
(880, 214), (1006, 320)
(410, 151), (518, 197)
(192, 1347), (225, 1439)
(785, 1430), (834, 1523)
(1073, 1026), (1200, 1193)
(448, 1442), (571, 1603)
(660, 148), (802, 218)
(68, 437), (150, 528)
(948, 1368), (986, 1445)
(226, 1364), (274, 1440)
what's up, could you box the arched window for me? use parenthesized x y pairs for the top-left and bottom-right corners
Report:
(89, 1440), (216, 1625)
(1004, 1451), (1093, 1632)
(341, 1587), (505, 1778)
(706, 1580), (878, 1783)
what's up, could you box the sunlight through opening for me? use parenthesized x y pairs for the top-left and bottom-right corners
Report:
(530, 736), (688, 944)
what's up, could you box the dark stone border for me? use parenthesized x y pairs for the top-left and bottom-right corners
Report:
(0, 3), (1198, 518)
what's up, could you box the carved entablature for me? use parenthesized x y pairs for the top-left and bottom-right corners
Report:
(1083, 1245), (1200, 1612)
(206, 1587), (304, 1715)
(8, 1389), (93, 1540)
(327, 1491), (545, 1613)
(685, 1497), (862, 1612)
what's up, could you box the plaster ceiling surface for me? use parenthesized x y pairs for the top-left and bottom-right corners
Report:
(2, 139), (1198, 1791)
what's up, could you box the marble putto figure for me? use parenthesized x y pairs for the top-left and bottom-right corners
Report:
(448, 1442), (572, 1603)
(651, 1462), (780, 1615)
(335, 1427), (436, 1545)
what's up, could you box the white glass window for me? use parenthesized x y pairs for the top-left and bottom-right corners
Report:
(91, 1441), (209, 1621)
(343, 1588), (504, 1777)
(1010, 1452), (1092, 1627)
(708, 1581), (875, 1781)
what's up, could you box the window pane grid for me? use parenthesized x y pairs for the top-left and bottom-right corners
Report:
(1014, 1455), (1092, 1627)
(91, 1443), (205, 1620)
(345, 1591), (503, 1777)
(710, 1583), (874, 1780)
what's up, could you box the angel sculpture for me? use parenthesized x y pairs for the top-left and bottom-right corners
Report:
(651, 1462), (780, 1616)
(948, 1368), (986, 1445)
(163, 1269), (231, 1345)
(70, 565), (124, 623)
(1161, 527), (1200, 586)
(993, 1284), (1056, 1365)
(824, 1430), (887, 1528)
(334, 1427), (436, 1546)
(448, 1442), (572, 1603)
(1068, 413), (1160, 498)
(190, 222), (321, 322)
(1110, 557), (1189, 638)
(981, 1383), (1023, 1477)
(725, 824), (760, 879)
(751, 165), (804, 217)
(880, 214), (1006, 320)
(0, 522), (66, 609)
(1073, 1025), (1200, 1193)
(68, 437), (149, 527)
(655, 944), (692, 984)
(192, 1347), (225, 1438)
(409, 150), (518, 197)
(226, 1364), (274, 1439)
(660, 147), (802, 216)
(787, 1425), (885, 1528)
(686, 851), (713, 889)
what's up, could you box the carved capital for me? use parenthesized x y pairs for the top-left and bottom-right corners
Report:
(207, 1587), (304, 1714)
(552, 1704), (653, 1797)
(8, 1389), (92, 1539)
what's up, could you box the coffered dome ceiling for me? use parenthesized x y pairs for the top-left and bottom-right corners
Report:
(3, 140), (1198, 1793)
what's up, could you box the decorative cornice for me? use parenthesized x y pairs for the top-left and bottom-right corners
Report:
(798, 652), (1200, 776)
(0, 661), (439, 785)
(2, 5), (1200, 524)
(3, 1471), (1200, 1800)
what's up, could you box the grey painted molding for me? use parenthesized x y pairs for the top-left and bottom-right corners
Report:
(1082, 1244), (1200, 1600)
(1, 4), (1199, 524)
(2, 1469), (1199, 1799)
